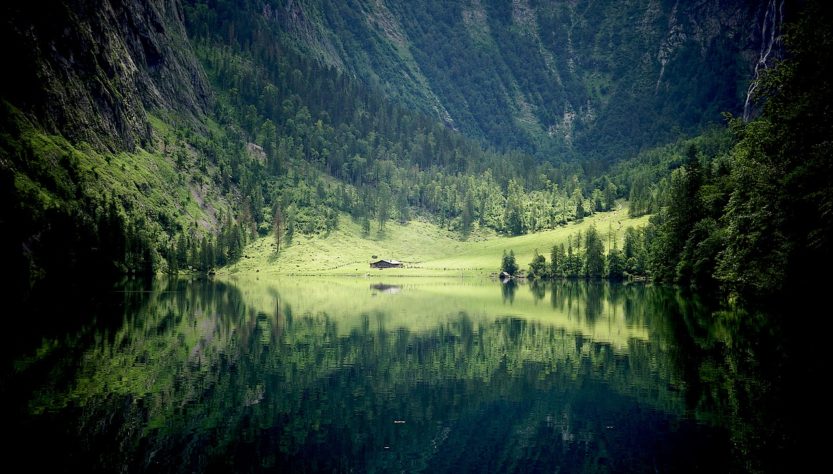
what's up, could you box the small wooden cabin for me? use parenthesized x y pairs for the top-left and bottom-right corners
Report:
(370, 259), (403, 269)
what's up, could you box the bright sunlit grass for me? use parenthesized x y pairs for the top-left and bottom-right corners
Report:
(224, 203), (650, 277)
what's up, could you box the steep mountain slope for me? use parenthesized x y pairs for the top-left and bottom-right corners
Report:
(1, 0), (211, 150)
(203, 0), (778, 159)
(0, 0), (239, 289)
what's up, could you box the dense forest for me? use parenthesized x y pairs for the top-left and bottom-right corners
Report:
(625, 1), (832, 298)
(496, 1), (832, 301)
(1, 0), (830, 303)
(513, 0), (831, 300)
(0, 0), (623, 293)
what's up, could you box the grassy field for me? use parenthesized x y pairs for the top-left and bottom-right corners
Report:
(224, 203), (650, 277)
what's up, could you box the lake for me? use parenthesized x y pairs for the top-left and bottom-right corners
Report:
(0, 277), (816, 472)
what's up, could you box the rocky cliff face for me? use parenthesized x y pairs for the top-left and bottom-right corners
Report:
(1, 0), (211, 151)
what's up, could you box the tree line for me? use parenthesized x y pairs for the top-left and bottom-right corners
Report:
(500, 225), (648, 281)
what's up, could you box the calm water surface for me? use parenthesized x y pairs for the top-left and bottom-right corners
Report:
(1, 278), (816, 472)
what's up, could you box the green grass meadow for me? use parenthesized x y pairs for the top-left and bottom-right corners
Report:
(225, 204), (649, 277)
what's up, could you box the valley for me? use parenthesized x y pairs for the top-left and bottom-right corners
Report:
(1, 1), (830, 471)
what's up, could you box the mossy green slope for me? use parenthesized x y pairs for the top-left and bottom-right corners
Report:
(1, 104), (234, 275)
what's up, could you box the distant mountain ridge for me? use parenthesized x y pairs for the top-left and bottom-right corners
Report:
(225, 0), (780, 159)
(1, 0), (781, 160)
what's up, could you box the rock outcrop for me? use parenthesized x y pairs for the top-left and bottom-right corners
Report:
(1, 0), (211, 151)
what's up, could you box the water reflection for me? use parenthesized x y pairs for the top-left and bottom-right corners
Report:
(371, 283), (401, 294)
(2, 278), (802, 472)
(501, 278), (517, 303)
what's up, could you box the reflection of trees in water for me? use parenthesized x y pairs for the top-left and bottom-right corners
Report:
(543, 281), (683, 331)
(543, 280), (802, 471)
(546, 281), (629, 326)
(583, 282), (604, 323)
(528, 280), (546, 302)
(662, 296), (803, 473)
(620, 285), (805, 473)
(549, 280), (580, 314)
(9, 279), (796, 473)
(606, 283), (625, 308)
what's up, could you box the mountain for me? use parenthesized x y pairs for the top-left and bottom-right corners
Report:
(6, 0), (826, 301)
(205, 0), (779, 159)
(1, 0), (233, 288)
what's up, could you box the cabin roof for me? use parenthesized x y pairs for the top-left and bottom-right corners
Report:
(371, 259), (401, 264)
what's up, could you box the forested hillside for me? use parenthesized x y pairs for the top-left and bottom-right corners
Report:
(198, 0), (776, 161)
(637, 2), (833, 297)
(0, 0), (613, 292)
(536, 0), (831, 299)
(181, 0), (627, 236)
(0, 0), (244, 290)
(529, 0), (832, 300)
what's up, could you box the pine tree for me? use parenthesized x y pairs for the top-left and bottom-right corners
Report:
(377, 183), (391, 231)
(572, 188), (585, 220)
(607, 245), (625, 280)
(565, 241), (577, 278)
(501, 250), (519, 275)
(273, 206), (283, 253)
(461, 192), (475, 236)
(167, 243), (178, 274)
(550, 243), (565, 278)
(505, 179), (526, 235)
(604, 180), (618, 211)
(528, 250), (547, 279)
(584, 226), (605, 279)
(397, 190), (410, 224)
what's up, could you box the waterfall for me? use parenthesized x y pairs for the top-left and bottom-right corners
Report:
(743, 0), (784, 121)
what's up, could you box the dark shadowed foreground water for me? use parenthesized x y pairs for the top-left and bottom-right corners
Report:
(0, 278), (818, 472)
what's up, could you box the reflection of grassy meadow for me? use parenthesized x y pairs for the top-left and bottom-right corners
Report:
(225, 276), (650, 352)
(224, 205), (648, 277)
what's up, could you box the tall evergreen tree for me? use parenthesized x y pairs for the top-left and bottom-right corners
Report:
(606, 245), (625, 281)
(528, 250), (547, 279)
(273, 206), (283, 254)
(584, 226), (605, 279)
(501, 250), (519, 276)
(550, 243), (565, 278)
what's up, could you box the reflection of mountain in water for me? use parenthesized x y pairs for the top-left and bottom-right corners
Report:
(6, 278), (789, 473)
